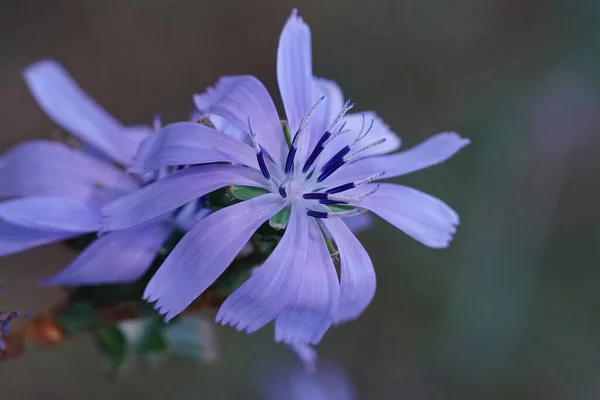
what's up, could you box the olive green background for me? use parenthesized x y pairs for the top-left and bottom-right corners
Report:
(1, 0), (600, 399)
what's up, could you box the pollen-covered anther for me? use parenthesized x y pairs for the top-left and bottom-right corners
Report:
(326, 184), (380, 204)
(343, 138), (387, 163)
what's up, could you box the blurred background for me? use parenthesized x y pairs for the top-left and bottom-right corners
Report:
(1, 0), (600, 399)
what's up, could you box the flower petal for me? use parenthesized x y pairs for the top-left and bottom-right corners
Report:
(144, 194), (285, 321)
(216, 205), (309, 333)
(102, 164), (268, 231)
(0, 196), (101, 232)
(278, 9), (313, 166)
(310, 77), (344, 151)
(0, 140), (138, 200)
(23, 60), (138, 165)
(355, 183), (459, 248)
(275, 217), (340, 345)
(194, 76), (286, 166)
(322, 218), (376, 324)
(42, 221), (172, 286)
(289, 343), (318, 374)
(129, 122), (259, 174)
(325, 132), (469, 186)
(315, 111), (402, 172)
(0, 221), (80, 256)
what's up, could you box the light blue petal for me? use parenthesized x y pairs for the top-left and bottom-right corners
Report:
(102, 164), (269, 232)
(216, 205), (309, 333)
(129, 122), (260, 174)
(275, 216), (339, 345)
(0, 196), (101, 232)
(310, 77), (344, 152)
(0, 221), (80, 256)
(356, 183), (460, 248)
(42, 221), (172, 285)
(314, 112), (402, 172)
(23, 60), (139, 165)
(278, 9), (313, 168)
(324, 132), (469, 187)
(0, 140), (138, 200)
(144, 194), (285, 322)
(194, 75), (287, 167)
(323, 218), (376, 324)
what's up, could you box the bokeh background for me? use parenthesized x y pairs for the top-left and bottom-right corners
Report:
(1, 0), (600, 399)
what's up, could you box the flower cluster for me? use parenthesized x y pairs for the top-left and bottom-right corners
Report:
(0, 9), (468, 363)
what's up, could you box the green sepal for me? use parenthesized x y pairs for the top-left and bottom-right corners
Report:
(269, 207), (290, 230)
(318, 223), (338, 257)
(282, 120), (292, 147)
(327, 204), (357, 212)
(54, 302), (96, 335)
(229, 185), (270, 201)
(134, 322), (168, 353)
(96, 325), (128, 373)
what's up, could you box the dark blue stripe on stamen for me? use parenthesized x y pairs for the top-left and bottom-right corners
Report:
(307, 210), (328, 219)
(319, 199), (348, 205)
(326, 182), (355, 194)
(302, 131), (332, 173)
(302, 192), (328, 200)
(284, 143), (297, 174)
(256, 150), (270, 179)
(320, 146), (350, 174)
(279, 186), (287, 198)
(317, 159), (345, 183)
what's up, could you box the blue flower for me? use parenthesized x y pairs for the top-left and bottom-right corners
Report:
(102, 9), (469, 345)
(0, 60), (205, 286)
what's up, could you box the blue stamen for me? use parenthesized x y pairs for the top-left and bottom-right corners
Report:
(319, 199), (348, 205)
(257, 150), (271, 179)
(302, 131), (332, 173)
(317, 158), (345, 183)
(302, 192), (328, 200)
(326, 182), (355, 194)
(320, 146), (350, 174)
(279, 186), (287, 198)
(307, 210), (328, 219)
(284, 133), (298, 174)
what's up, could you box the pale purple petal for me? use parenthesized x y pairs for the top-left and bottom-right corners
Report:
(355, 183), (459, 248)
(315, 111), (402, 173)
(278, 9), (313, 165)
(208, 114), (251, 146)
(342, 213), (373, 234)
(309, 77), (344, 151)
(0, 196), (101, 232)
(325, 132), (469, 187)
(102, 164), (269, 231)
(275, 216), (339, 345)
(42, 221), (172, 286)
(129, 122), (259, 174)
(0, 221), (80, 256)
(0, 140), (138, 200)
(144, 194), (285, 321)
(23, 60), (138, 165)
(322, 218), (376, 324)
(194, 76), (286, 166)
(289, 343), (318, 374)
(216, 205), (309, 333)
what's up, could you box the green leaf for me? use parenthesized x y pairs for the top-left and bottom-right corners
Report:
(96, 325), (128, 373)
(269, 207), (290, 230)
(135, 324), (168, 353)
(229, 185), (270, 201)
(55, 302), (96, 335)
